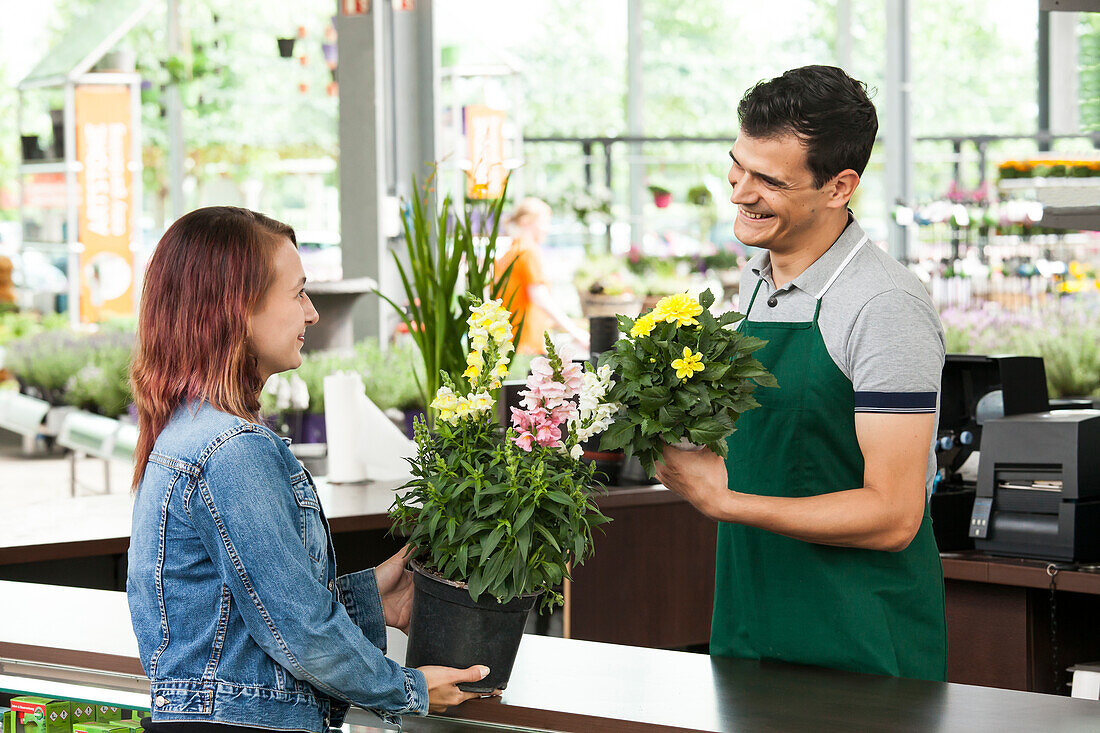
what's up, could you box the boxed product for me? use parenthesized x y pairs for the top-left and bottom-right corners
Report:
(71, 702), (97, 726)
(73, 724), (128, 733)
(94, 705), (122, 722)
(5, 697), (71, 733)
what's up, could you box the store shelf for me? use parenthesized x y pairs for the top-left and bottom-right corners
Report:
(1040, 206), (1100, 231)
(19, 161), (82, 175)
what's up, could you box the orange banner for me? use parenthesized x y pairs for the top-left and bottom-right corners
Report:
(76, 85), (135, 322)
(464, 105), (506, 200)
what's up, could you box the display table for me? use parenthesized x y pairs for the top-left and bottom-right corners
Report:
(1, 581), (1097, 733)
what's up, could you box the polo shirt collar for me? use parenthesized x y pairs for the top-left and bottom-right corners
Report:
(747, 213), (866, 298)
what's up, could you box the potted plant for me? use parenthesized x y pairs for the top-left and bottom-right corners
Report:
(391, 298), (618, 692)
(376, 172), (518, 419)
(648, 184), (672, 208)
(598, 290), (776, 476)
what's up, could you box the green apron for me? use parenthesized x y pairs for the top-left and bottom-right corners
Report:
(712, 248), (947, 681)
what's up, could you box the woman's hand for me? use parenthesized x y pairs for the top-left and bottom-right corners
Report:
(374, 545), (414, 633)
(419, 665), (501, 712)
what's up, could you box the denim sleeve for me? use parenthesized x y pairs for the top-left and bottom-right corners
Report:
(189, 429), (429, 717)
(336, 569), (388, 653)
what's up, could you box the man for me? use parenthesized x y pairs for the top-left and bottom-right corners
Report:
(656, 65), (947, 681)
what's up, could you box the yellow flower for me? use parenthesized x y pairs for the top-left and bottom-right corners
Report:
(466, 350), (483, 367)
(463, 363), (480, 381)
(671, 346), (705, 380)
(630, 313), (658, 338)
(653, 293), (703, 328)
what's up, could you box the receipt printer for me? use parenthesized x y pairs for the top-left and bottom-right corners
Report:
(971, 410), (1100, 561)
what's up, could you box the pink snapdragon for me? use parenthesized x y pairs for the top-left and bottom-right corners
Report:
(510, 353), (580, 451)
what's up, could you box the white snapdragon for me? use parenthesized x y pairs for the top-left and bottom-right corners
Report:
(567, 363), (620, 458)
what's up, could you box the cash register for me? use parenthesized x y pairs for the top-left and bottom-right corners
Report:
(931, 355), (1049, 550)
(970, 409), (1100, 561)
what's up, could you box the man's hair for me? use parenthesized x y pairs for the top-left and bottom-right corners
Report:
(737, 65), (878, 188)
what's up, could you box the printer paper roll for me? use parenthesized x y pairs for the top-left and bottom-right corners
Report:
(324, 371), (415, 483)
(324, 372), (368, 483)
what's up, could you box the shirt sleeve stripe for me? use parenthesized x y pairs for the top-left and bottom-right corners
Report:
(854, 391), (937, 413)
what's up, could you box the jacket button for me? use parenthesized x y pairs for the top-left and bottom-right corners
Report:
(154, 696), (168, 707)
(767, 295), (778, 307)
(328, 580), (335, 591)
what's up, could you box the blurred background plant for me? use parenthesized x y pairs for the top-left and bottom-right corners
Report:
(4, 329), (134, 415)
(940, 297), (1100, 398)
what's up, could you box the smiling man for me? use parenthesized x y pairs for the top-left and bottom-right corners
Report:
(655, 66), (947, 681)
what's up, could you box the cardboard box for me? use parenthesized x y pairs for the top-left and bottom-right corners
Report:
(94, 705), (122, 723)
(70, 702), (97, 726)
(6, 697), (71, 733)
(73, 724), (127, 733)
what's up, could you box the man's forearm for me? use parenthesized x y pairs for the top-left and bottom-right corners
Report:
(704, 486), (923, 552)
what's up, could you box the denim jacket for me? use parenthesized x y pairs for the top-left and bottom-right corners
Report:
(127, 400), (428, 731)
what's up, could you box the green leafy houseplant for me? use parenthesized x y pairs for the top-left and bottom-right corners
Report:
(390, 298), (617, 612)
(598, 289), (777, 476)
(376, 173), (519, 417)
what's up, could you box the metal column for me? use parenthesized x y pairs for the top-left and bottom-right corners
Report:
(627, 0), (644, 252)
(884, 0), (913, 262)
(336, 3), (390, 342)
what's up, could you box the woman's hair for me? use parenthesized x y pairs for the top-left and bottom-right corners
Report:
(130, 206), (296, 489)
(504, 197), (552, 234)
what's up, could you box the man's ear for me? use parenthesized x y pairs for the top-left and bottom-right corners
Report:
(827, 169), (860, 208)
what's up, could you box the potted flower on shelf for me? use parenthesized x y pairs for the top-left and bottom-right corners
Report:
(648, 184), (672, 209)
(598, 290), (776, 476)
(390, 297), (618, 692)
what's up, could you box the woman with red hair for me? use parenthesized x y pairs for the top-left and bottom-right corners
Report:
(127, 207), (493, 732)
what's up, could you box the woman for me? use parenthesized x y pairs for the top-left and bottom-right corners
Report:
(495, 197), (589, 355)
(127, 207), (493, 732)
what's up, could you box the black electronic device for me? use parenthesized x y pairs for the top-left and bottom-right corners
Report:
(972, 410), (1100, 562)
(931, 355), (1048, 551)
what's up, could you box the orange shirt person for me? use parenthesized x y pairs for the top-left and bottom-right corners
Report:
(495, 198), (589, 355)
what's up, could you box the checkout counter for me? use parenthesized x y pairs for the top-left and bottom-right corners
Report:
(2, 581), (1099, 732)
(3, 352), (1100, 699)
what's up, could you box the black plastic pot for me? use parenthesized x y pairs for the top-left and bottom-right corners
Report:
(21, 135), (42, 161)
(277, 37), (296, 58)
(405, 561), (540, 693)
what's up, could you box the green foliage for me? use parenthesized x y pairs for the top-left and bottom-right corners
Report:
(261, 339), (426, 416)
(0, 311), (67, 346)
(390, 414), (609, 613)
(376, 174), (519, 419)
(597, 289), (776, 476)
(5, 330), (134, 416)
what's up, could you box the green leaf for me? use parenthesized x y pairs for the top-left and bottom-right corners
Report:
(698, 288), (715, 310)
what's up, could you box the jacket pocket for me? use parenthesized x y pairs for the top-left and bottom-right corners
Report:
(291, 473), (328, 575)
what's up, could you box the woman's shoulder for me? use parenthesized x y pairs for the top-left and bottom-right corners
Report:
(155, 401), (283, 469)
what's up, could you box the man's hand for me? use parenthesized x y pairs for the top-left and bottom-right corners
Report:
(654, 445), (729, 520)
(374, 545), (414, 633)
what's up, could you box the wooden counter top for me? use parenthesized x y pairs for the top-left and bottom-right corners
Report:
(940, 551), (1100, 594)
(1, 582), (1097, 733)
(0, 478), (666, 564)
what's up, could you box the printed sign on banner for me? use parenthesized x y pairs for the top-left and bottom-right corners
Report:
(463, 105), (507, 200)
(75, 84), (135, 323)
(342, 0), (369, 14)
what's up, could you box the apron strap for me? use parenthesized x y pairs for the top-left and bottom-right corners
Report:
(814, 234), (869, 301)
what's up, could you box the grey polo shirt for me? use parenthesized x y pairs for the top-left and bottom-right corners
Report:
(738, 216), (945, 491)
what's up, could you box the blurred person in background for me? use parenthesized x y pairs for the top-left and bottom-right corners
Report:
(495, 197), (589, 355)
